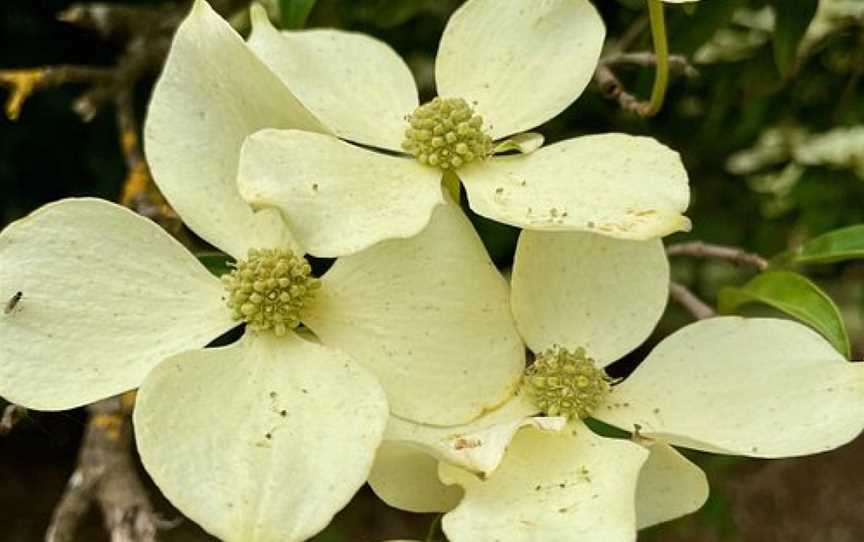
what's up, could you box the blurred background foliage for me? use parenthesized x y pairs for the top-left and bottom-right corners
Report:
(2, 0), (864, 541)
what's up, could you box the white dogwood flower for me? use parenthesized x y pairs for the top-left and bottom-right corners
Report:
(368, 230), (864, 542)
(0, 189), (522, 542)
(152, 0), (690, 257)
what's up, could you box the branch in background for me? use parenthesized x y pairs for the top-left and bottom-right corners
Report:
(45, 394), (174, 542)
(666, 241), (769, 270)
(594, 52), (698, 116)
(669, 282), (716, 320)
(0, 404), (27, 435)
(0, 0), (248, 222)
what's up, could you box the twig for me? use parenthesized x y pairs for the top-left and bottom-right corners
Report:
(0, 404), (27, 435)
(666, 241), (769, 270)
(601, 52), (698, 78)
(669, 282), (716, 320)
(45, 395), (170, 542)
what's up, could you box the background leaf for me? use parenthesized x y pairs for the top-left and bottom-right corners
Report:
(280, 0), (318, 29)
(718, 270), (850, 357)
(781, 224), (864, 266)
(771, 0), (818, 77)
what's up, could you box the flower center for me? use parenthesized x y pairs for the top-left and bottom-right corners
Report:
(402, 97), (493, 170)
(523, 346), (611, 420)
(221, 248), (320, 337)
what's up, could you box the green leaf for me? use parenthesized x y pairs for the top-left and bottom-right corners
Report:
(197, 252), (234, 278)
(771, 0), (818, 77)
(718, 270), (850, 358)
(279, 0), (318, 29)
(782, 224), (864, 266)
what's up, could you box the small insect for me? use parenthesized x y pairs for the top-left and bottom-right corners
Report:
(4, 291), (23, 315)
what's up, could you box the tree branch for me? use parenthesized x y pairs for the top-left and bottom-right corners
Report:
(666, 241), (769, 270)
(45, 395), (170, 542)
(669, 282), (716, 320)
(0, 404), (27, 435)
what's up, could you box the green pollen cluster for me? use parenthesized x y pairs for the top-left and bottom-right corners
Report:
(221, 248), (320, 337)
(524, 346), (611, 420)
(402, 97), (493, 170)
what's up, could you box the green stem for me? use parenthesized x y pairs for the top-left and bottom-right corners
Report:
(424, 514), (444, 542)
(643, 0), (669, 116)
(442, 171), (461, 203)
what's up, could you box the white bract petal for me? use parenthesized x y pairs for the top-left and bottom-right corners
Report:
(304, 199), (525, 425)
(0, 199), (233, 410)
(511, 231), (669, 366)
(436, 0), (605, 140)
(238, 130), (443, 257)
(635, 440), (709, 529)
(368, 442), (463, 513)
(597, 317), (864, 457)
(134, 333), (388, 542)
(493, 133), (545, 155)
(145, 0), (322, 258)
(460, 134), (692, 239)
(440, 422), (649, 542)
(385, 394), (564, 476)
(248, 6), (418, 152)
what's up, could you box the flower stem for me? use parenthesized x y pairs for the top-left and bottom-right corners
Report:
(442, 171), (461, 203)
(642, 0), (669, 116)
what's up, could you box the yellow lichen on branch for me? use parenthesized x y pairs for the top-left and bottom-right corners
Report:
(0, 69), (46, 121)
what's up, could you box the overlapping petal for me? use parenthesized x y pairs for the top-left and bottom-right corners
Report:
(440, 422), (649, 542)
(384, 394), (564, 476)
(436, 0), (605, 140)
(303, 199), (524, 425)
(0, 199), (233, 410)
(460, 134), (691, 239)
(134, 332), (388, 542)
(597, 317), (864, 457)
(248, 6), (418, 151)
(635, 441), (709, 529)
(144, 0), (322, 258)
(368, 442), (463, 513)
(511, 231), (669, 365)
(238, 130), (443, 257)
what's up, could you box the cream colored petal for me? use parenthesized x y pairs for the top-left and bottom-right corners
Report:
(368, 442), (463, 513)
(0, 199), (233, 410)
(248, 6), (417, 151)
(596, 317), (864, 458)
(238, 130), (443, 257)
(635, 441), (709, 530)
(493, 133), (545, 155)
(144, 0), (323, 258)
(304, 199), (525, 425)
(511, 231), (669, 366)
(134, 333), (388, 542)
(385, 394), (564, 477)
(461, 134), (692, 239)
(435, 0), (604, 139)
(440, 422), (649, 542)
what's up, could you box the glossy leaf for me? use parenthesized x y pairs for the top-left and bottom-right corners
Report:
(280, 0), (318, 29)
(784, 224), (864, 266)
(718, 270), (850, 358)
(772, 0), (818, 77)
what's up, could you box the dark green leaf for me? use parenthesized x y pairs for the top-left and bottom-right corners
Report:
(718, 270), (850, 358)
(197, 252), (234, 278)
(772, 0), (818, 77)
(782, 224), (864, 265)
(279, 0), (318, 29)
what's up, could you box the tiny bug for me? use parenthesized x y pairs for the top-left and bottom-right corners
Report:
(4, 291), (22, 315)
